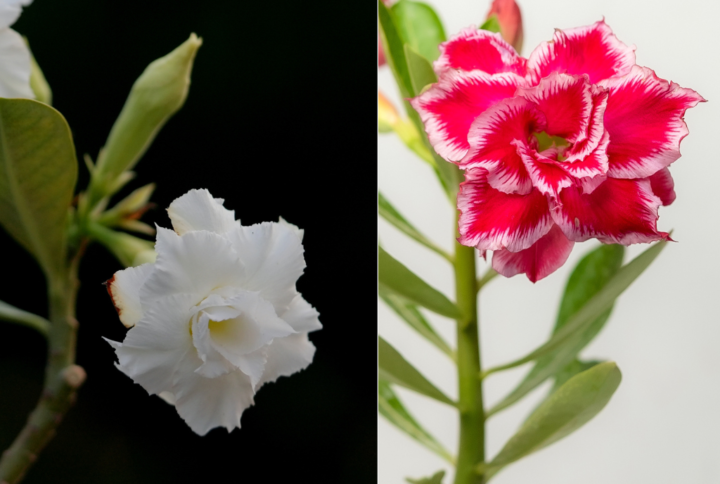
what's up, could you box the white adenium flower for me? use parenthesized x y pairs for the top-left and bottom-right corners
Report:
(105, 189), (321, 435)
(0, 0), (34, 98)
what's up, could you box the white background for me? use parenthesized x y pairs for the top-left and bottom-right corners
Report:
(378, 0), (720, 482)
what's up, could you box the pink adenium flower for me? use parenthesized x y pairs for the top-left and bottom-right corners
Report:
(411, 21), (704, 282)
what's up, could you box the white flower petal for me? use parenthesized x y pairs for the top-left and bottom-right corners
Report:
(167, 188), (237, 235)
(228, 222), (305, 312)
(141, 227), (244, 307)
(280, 293), (322, 333)
(278, 217), (304, 241)
(172, 351), (255, 435)
(0, 28), (33, 99)
(258, 333), (316, 388)
(158, 391), (176, 405)
(107, 263), (154, 328)
(0, 0), (31, 30)
(106, 294), (195, 395)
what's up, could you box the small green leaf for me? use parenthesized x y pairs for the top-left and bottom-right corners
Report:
(480, 15), (501, 34)
(379, 380), (453, 462)
(551, 359), (603, 394)
(379, 337), (455, 406)
(380, 288), (454, 360)
(0, 299), (50, 337)
(379, 246), (461, 319)
(484, 240), (667, 376)
(0, 99), (77, 278)
(404, 45), (438, 97)
(482, 362), (622, 479)
(392, 0), (446, 63)
(379, 0), (413, 98)
(379, 192), (450, 261)
(487, 245), (624, 416)
(407, 470), (446, 484)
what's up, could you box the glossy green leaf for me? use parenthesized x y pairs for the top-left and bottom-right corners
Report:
(392, 0), (446, 63)
(0, 99), (77, 278)
(487, 245), (624, 416)
(0, 299), (50, 337)
(480, 15), (501, 33)
(407, 470), (446, 484)
(379, 0), (413, 98)
(484, 240), (667, 376)
(380, 288), (454, 359)
(379, 337), (455, 406)
(482, 362), (622, 479)
(379, 192), (450, 261)
(379, 246), (461, 319)
(405, 45), (438, 96)
(379, 380), (453, 462)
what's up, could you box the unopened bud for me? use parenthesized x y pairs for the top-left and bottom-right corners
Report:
(378, 92), (400, 133)
(24, 38), (52, 105)
(486, 0), (523, 53)
(88, 222), (155, 268)
(97, 183), (155, 229)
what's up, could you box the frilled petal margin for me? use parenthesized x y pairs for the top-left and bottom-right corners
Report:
(107, 263), (154, 328)
(648, 168), (676, 206)
(167, 188), (238, 235)
(599, 66), (706, 179)
(0, 0), (31, 30)
(551, 178), (667, 244)
(492, 224), (574, 283)
(461, 97), (546, 195)
(433, 26), (526, 77)
(458, 168), (553, 252)
(257, 333), (316, 388)
(527, 20), (635, 85)
(411, 70), (526, 162)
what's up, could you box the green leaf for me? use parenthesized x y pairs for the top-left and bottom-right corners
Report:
(407, 470), (446, 484)
(480, 15), (501, 34)
(551, 359), (603, 394)
(379, 0), (413, 98)
(379, 380), (453, 462)
(379, 192), (450, 261)
(380, 288), (454, 360)
(379, 246), (461, 319)
(392, 0), (446, 63)
(481, 362), (622, 479)
(404, 45), (438, 97)
(484, 240), (667, 376)
(0, 99), (77, 278)
(0, 299), (50, 337)
(487, 244), (624, 416)
(379, 337), (455, 406)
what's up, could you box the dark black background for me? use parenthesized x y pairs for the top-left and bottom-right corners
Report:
(0, 1), (377, 482)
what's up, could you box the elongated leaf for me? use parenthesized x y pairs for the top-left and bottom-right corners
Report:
(482, 362), (622, 479)
(480, 15), (501, 33)
(379, 380), (453, 462)
(0, 99), (77, 278)
(379, 246), (461, 319)
(379, 192), (449, 261)
(380, 288), (454, 359)
(488, 245), (624, 416)
(551, 359), (602, 394)
(379, 337), (455, 406)
(379, 0), (413, 98)
(0, 299), (50, 337)
(485, 240), (667, 375)
(407, 470), (446, 484)
(392, 0), (446, 63)
(405, 45), (438, 97)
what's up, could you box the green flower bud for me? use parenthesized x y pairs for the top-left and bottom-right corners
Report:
(87, 222), (155, 268)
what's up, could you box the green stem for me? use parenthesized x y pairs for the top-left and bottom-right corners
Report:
(453, 218), (485, 484)
(0, 242), (86, 484)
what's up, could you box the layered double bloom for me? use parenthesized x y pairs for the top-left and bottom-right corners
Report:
(411, 21), (703, 282)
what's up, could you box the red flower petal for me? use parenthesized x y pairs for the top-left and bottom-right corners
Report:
(461, 97), (547, 195)
(527, 20), (635, 84)
(457, 168), (553, 252)
(648, 168), (676, 206)
(411, 70), (526, 162)
(434, 26), (526, 76)
(551, 178), (667, 245)
(514, 141), (574, 198)
(600, 66), (705, 179)
(492, 224), (574, 283)
(560, 131), (610, 190)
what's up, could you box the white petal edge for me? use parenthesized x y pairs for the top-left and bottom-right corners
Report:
(167, 188), (238, 235)
(107, 263), (155, 328)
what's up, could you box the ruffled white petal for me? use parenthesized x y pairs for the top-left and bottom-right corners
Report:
(258, 333), (316, 387)
(107, 263), (155, 328)
(167, 188), (237, 235)
(0, 28), (34, 99)
(227, 222), (306, 313)
(0, 0), (31, 30)
(280, 293), (322, 333)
